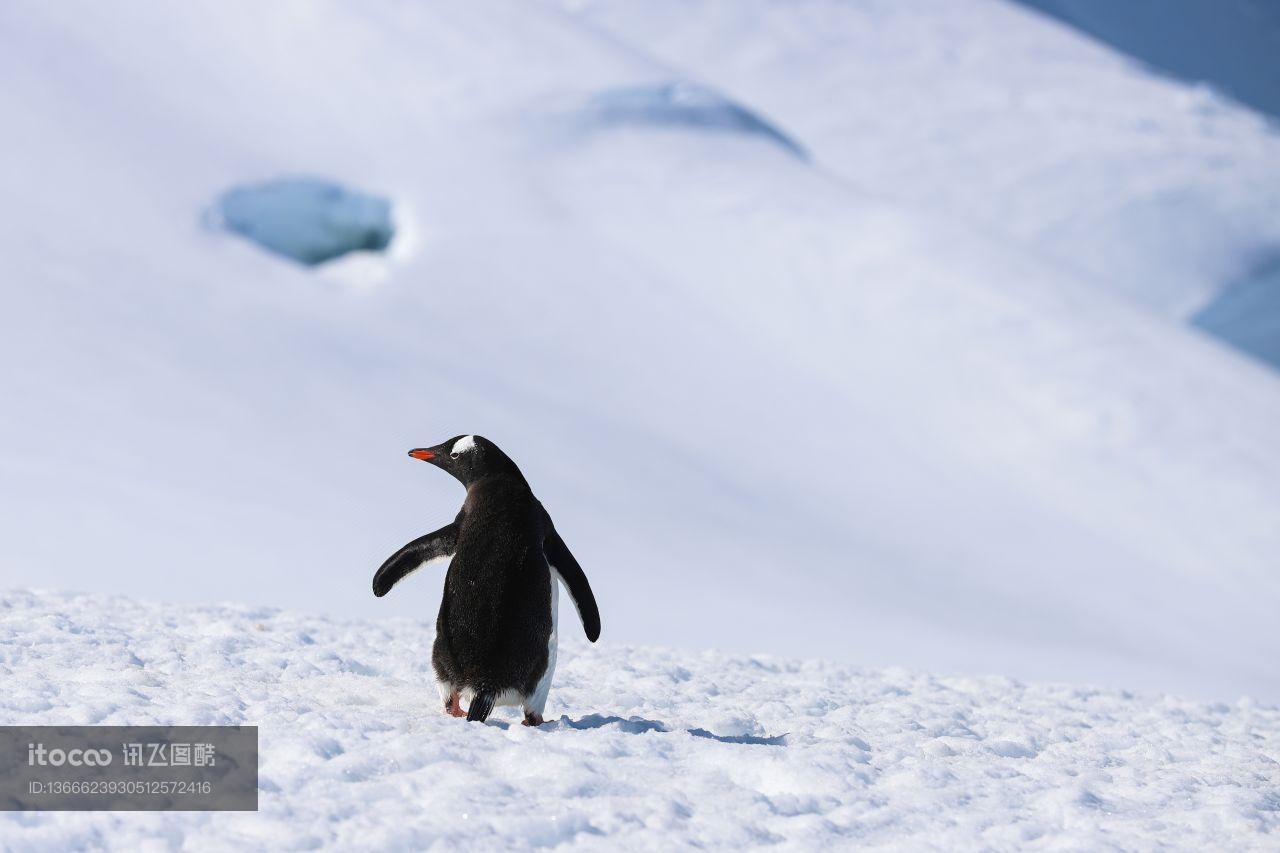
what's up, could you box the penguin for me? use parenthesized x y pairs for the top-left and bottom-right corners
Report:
(372, 435), (601, 726)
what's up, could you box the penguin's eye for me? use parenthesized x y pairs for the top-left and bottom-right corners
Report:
(450, 452), (460, 460)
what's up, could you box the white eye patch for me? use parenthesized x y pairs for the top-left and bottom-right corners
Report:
(451, 435), (477, 456)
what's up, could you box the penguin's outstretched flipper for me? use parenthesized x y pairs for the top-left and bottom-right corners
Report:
(543, 525), (601, 642)
(372, 515), (462, 597)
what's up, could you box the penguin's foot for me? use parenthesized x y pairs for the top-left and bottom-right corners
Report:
(446, 692), (466, 718)
(522, 711), (544, 727)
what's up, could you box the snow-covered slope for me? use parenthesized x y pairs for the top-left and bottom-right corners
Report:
(1015, 0), (1280, 121)
(2, 0), (1279, 705)
(3, 591), (1278, 849)
(567, 0), (1280, 317)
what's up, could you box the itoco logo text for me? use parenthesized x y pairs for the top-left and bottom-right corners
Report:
(27, 743), (113, 767)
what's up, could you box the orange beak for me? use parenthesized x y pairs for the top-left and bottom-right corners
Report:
(408, 448), (435, 461)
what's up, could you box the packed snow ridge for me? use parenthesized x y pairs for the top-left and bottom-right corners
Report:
(3, 590), (1278, 850)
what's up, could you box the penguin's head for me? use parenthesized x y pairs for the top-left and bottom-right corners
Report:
(407, 435), (520, 486)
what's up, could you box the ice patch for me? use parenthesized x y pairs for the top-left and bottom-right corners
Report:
(583, 82), (806, 159)
(214, 177), (395, 266)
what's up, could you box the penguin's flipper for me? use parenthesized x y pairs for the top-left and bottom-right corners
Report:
(372, 518), (460, 597)
(544, 527), (601, 642)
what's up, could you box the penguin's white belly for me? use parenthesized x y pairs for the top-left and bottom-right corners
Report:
(524, 566), (559, 715)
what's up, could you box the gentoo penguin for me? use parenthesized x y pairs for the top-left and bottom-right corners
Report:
(372, 435), (601, 725)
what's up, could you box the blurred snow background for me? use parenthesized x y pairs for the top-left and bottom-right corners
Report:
(1, 0), (1278, 703)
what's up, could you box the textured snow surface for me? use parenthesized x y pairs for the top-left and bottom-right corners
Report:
(3, 590), (1279, 850)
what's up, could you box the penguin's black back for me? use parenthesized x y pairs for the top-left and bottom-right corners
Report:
(432, 475), (552, 698)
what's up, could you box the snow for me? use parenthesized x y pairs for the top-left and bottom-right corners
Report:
(3, 590), (1278, 849)
(1015, 0), (1280, 121)
(1, 0), (1280, 714)
(568, 0), (1280, 318)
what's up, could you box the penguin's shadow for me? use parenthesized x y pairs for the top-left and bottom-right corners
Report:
(552, 714), (787, 746)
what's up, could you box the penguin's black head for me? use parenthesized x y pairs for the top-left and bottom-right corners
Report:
(407, 435), (521, 487)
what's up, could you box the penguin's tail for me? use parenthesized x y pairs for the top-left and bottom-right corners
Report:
(466, 690), (496, 723)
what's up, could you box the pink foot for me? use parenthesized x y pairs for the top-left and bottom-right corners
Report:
(447, 692), (466, 718)
(522, 711), (544, 727)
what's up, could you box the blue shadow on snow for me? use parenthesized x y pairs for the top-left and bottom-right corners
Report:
(559, 714), (787, 746)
